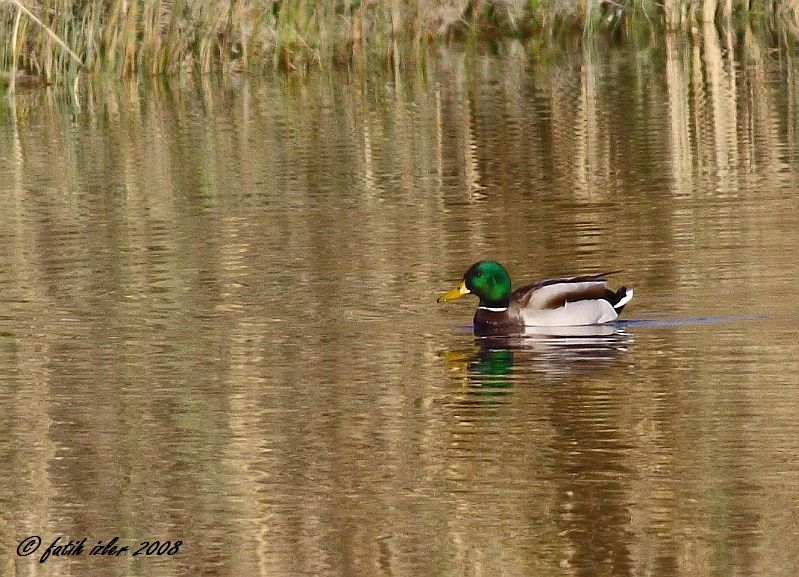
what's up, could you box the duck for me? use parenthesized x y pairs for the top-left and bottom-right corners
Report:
(437, 260), (633, 336)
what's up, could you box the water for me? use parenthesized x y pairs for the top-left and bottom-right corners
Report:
(1, 38), (799, 576)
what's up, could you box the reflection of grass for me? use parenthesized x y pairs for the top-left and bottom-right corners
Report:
(2, 0), (799, 89)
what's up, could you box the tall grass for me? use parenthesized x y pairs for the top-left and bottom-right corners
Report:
(2, 0), (799, 89)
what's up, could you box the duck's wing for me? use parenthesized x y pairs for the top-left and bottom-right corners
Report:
(511, 272), (621, 311)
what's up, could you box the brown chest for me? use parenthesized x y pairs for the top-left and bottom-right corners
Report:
(473, 307), (523, 336)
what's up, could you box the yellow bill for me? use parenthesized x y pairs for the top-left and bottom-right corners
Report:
(437, 280), (470, 303)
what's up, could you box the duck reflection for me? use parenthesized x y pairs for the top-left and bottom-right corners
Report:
(439, 347), (514, 408)
(441, 323), (633, 396)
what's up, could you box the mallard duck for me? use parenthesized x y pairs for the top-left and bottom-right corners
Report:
(437, 260), (633, 336)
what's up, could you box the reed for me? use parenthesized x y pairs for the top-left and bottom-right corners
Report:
(2, 0), (799, 90)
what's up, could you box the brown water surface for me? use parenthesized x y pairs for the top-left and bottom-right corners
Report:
(1, 39), (799, 577)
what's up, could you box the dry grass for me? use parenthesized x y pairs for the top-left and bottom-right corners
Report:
(1, 0), (799, 90)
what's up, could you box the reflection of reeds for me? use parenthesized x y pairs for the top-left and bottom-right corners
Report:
(702, 18), (739, 187)
(3, 1), (799, 89)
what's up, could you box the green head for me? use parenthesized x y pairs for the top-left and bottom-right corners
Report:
(437, 260), (512, 308)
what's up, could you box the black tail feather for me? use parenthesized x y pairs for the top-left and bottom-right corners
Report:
(603, 286), (631, 312)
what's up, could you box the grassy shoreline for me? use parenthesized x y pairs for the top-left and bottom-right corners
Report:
(2, 0), (799, 90)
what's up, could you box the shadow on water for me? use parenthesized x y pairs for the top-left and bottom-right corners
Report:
(621, 315), (768, 327)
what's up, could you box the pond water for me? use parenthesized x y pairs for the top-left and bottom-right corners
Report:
(1, 35), (799, 577)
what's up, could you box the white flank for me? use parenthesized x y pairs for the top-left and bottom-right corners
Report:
(521, 300), (618, 326)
